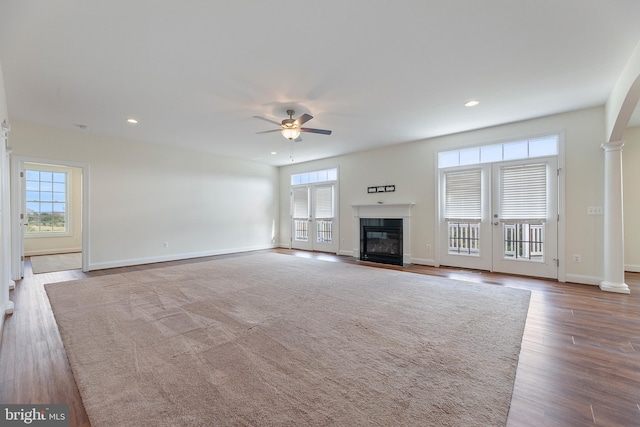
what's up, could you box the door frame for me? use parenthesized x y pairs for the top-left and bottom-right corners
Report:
(290, 181), (339, 254)
(435, 132), (566, 282)
(11, 156), (90, 277)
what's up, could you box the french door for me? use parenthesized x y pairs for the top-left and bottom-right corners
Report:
(291, 183), (338, 253)
(440, 157), (558, 279)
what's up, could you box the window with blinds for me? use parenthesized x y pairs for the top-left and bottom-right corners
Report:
(444, 169), (482, 255)
(500, 163), (547, 221)
(315, 184), (334, 243)
(292, 188), (309, 218)
(444, 169), (481, 220)
(314, 185), (334, 219)
(292, 188), (309, 242)
(499, 163), (547, 261)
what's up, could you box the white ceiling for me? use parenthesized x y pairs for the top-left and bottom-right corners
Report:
(1, 1), (640, 166)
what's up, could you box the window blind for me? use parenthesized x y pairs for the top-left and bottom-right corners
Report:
(500, 163), (547, 220)
(315, 185), (334, 218)
(292, 188), (309, 218)
(444, 169), (481, 220)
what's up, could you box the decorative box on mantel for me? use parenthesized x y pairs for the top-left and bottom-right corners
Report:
(352, 203), (415, 265)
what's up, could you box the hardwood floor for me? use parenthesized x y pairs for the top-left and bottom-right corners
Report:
(1, 249), (639, 426)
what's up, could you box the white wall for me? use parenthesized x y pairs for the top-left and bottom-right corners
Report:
(23, 163), (83, 256)
(279, 106), (607, 284)
(10, 121), (280, 270)
(623, 125), (640, 271)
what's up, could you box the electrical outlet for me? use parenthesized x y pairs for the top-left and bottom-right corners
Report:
(426, 244), (432, 251)
(573, 254), (581, 263)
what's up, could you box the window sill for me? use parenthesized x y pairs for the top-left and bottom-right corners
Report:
(25, 232), (72, 239)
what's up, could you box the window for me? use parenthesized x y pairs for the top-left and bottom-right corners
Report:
(438, 135), (558, 168)
(292, 187), (310, 242)
(314, 184), (334, 243)
(499, 163), (547, 261)
(444, 169), (482, 256)
(291, 168), (337, 185)
(26, 169), (68, 234)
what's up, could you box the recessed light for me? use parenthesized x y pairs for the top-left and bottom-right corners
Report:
(464, 100), (480, 107)
(271, 151), (277, 155)
(126, 118), (138, 124)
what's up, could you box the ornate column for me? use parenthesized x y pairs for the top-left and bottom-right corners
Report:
(600, 140), (630, 294)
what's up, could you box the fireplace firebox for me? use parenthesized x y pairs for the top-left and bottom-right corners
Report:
(360, 218), (403, 266)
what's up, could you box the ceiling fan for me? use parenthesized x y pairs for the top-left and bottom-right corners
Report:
(253, 109), (332, 142)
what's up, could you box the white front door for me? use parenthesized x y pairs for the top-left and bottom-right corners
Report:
(439, 157), (558, 279)
(291, 183), (338, 253)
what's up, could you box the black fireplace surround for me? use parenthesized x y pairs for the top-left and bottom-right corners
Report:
(360, 218), (403, 266)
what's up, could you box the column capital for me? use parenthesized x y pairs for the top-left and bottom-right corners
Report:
(601, 140), (625, 152)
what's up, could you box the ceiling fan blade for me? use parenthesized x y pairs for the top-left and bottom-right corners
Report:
(294, 136), (303, 143)
(300, 127), (332, 135)
(256, 129), (282, 134)
(253, 115), (283, 126)
(294, 113), (313, 127)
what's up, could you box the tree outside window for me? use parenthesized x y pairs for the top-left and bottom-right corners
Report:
(25, 169), (68, 234)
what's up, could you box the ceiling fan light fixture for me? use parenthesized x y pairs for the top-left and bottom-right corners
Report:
(281, 128), (301, 141)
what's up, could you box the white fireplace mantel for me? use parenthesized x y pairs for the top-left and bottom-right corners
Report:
(352, 203), (415, 264)
(352, 203), (415, 218)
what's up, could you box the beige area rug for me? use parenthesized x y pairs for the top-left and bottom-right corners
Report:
(45, 253), (531, 427)
(30, 252), (82, 274)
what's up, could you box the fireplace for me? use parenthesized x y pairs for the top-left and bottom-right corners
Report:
(352, 203), (414, 265)
(360, 218), (403, 266)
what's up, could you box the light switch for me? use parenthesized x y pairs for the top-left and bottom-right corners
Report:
(587, 206), (603, 215)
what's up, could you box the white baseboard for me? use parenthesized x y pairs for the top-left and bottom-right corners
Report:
(87, 244), (277, 271)
(625, 264), (640, 272)
(0, 301), (14, 348)
(25, 247), (82, 257)
(410, 257), (437, 266)
(564, 274), (602, 286)
(338, 250), (355, 257)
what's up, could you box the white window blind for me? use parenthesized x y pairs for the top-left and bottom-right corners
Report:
(292, 188), (309, 218)
(500, 163), (547, 220)
(314, 185), (334, 218)
(444, 169), (482, 220)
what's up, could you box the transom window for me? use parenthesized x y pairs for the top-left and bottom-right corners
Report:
(291, 168), (337, 185)
(25, 169), (68, 234)
(438, 135), (558, 168)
